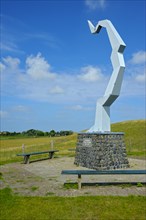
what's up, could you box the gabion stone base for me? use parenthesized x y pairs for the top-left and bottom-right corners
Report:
(74, 132), (129, 170)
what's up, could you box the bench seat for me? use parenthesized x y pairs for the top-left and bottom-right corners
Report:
(61, 169), (146, 189)
(17, 150), (59, 164)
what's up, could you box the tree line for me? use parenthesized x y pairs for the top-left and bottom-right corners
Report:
(0, 129), (73, 137)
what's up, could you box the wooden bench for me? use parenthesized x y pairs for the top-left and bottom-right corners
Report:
(17, 150), (59, 164)
(61, 169), (146, 189)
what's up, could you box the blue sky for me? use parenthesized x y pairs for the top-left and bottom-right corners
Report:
(0, 0), (145, 132)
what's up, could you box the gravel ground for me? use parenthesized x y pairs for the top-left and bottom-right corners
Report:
(0, 157), (146, 197)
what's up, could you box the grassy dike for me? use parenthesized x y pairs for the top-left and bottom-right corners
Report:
(0, 188), (146, 220)
(111, 119), (146, 158)
(0, 120), (145, 165)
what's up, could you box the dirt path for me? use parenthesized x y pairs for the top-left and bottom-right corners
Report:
(0, 157), (146, 197)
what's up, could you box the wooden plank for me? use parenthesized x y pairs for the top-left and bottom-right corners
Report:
(17, 150), (59, 156)
(78, 174), (82, 190)
(61, 170), (146, 175)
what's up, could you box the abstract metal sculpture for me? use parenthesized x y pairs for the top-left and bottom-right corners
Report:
(87, 20), (126, 132)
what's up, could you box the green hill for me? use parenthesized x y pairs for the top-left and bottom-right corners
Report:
(0, 120), (145, 165)
(83, 119), (145, 158)
(111, 120), (146, 158)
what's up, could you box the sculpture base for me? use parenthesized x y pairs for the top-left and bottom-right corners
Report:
(74, 132), (129, 170)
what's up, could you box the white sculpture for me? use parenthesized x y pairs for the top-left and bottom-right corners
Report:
(87, 20), (126, 132)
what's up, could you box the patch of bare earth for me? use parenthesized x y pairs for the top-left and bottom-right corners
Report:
(0, 157), (146, 197)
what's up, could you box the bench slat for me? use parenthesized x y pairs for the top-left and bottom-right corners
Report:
(17, 150), (59, 156)
(61, 170), (146, 175)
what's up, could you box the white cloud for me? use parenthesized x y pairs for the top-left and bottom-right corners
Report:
(25, 32), (60, 49)
(126, 50), (146, 85)
(121, 71), (145, 97)
(0, 42), (23, 54)
(69, 105), (83, 110)
(0, 111), (8, 118)
(135, 73), (146, 83)
(0, 62), (6, 72)
(78, 65), (103, 82)
(1, 52), (145, 132)
(129, 51), (146, 64)
(1, 52), (145, 107)
(1, 54), (106, 104)
(2, 56), (20, 69)
(26, 53), (57, 80)
(12, 105), (29, 112)
(85, 0), (106, 10)
(49, 86), (64, 94)
(69, 105), (93, 111)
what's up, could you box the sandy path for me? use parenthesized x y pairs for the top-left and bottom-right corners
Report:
(0, 157), (146, 197)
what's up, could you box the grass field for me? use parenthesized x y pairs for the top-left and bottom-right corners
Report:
(0, 133), (77, 165)
(0, 120), (145, 165)
(0, 188), (146, 220)
(0, 120), (146, 220)
(111, 120), (146, 158)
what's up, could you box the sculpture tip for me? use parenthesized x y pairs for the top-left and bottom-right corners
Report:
(87, 20), (96, 33)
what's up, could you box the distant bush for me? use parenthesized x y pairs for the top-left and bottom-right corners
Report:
(0, 129), (73, 137)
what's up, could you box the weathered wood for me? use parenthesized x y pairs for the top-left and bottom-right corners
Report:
(24, 155), (30, 164)
(78, 174), (82, 190)
(49, 151), (55, 159)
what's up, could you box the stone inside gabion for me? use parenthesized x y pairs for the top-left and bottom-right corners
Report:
(74, 132), (129, 170)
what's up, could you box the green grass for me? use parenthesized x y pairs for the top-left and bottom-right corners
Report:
(137, 182), (143, 187)
(31, 186), (39, 191)
(46, 192), (55, 196)
(111, 119), (146, 158)
(0, 134), (77, 165)
(1, 188), (146, 220)
(64, 183), (78, 189)
(0, 120), (145, 165)
(0, 172), (3, 180)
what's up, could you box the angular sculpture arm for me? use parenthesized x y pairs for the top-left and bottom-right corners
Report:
(87, 20), (126, 132)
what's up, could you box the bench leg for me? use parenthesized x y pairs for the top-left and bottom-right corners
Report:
(49, 152), (54, 159)
(78, 174), (82, 190)
(24, 155), (30, 164)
